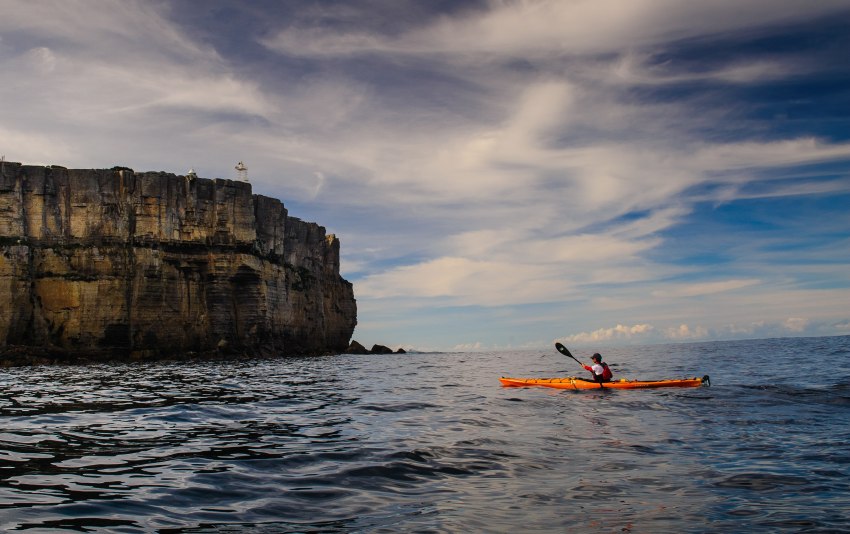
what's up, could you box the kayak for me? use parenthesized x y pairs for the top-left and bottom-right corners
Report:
(499, 375), (710, 390)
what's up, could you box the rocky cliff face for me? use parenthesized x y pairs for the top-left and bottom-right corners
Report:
(0, 162), (356, 363)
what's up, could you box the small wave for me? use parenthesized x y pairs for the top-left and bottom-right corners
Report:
(570, 483), (624, 499)
(714, 473), (809, 491)
(732, 383), (850, 408)
(16, 517), (139, 531)
(357, 402), (438, 413)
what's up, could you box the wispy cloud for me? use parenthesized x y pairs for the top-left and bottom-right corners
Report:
(651, 279), (761, 298)
(262, 1), (850, 59)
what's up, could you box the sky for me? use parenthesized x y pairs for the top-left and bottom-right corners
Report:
(1, 0), (849, 352)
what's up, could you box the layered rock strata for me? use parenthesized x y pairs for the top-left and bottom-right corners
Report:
(0, 162), (356, 364)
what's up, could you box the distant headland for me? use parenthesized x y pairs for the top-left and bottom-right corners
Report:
(0, 161), (357, 365)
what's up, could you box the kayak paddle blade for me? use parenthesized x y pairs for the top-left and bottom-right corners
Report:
(555, 342), (572, 357)
(555, 342), (583, 367)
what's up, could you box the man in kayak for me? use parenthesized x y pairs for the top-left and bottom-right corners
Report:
(582, 353), (613, 383)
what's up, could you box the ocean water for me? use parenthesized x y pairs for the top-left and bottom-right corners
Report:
(1, 335), (849, 533)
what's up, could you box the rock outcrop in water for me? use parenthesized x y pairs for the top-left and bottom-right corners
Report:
(0, 162), (357, 364)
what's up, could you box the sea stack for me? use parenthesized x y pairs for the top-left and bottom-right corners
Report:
(0, 162), (357, 364)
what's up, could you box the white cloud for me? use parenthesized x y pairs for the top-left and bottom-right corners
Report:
(0, 126), (74, 165)
(613, 53), (799, 86)
(446, 229), (658, 266)
(24, 46), (57, 73)
(721, 321), (767, 336)
(6, 45), (272, 120)
(652, 279), (761, 298)
(557, 316), (850, 349)
(0, 0), (213, 62)
(260, 28), (387, 58)
(664, 324), (710, 340)
(356, 256), (575, 307)
(692, 138), (850, 172)
(356, 216), (677, 309)
(559, 323), (656, 344)
(783, 317), (809, 332)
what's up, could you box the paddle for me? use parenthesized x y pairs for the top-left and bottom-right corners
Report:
(555, 342), (583, 367)
(555, 342), (605, 389)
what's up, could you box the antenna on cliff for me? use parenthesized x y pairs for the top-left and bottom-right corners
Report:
(1, 155), (5, 175)
(235, 161), (248, 182)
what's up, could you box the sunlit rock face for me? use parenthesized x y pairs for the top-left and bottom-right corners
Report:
(0, 163), (356, 362)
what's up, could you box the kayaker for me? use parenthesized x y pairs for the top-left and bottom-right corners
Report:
(582, 353), (613, 383)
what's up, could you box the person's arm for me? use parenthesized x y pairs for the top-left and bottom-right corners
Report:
(582, 364), (592, 372)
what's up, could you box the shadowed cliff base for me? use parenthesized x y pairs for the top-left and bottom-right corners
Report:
(0, 162), (357, 366)
(0, 343), (350, 368)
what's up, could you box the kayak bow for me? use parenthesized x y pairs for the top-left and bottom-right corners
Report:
(499, 375), (710, 390)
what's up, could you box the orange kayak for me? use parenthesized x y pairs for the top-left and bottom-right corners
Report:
(499, 375), (709, 390)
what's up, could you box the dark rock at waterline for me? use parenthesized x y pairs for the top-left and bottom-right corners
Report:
(345, 341), (369, 354)
(343, 341), (405, 355)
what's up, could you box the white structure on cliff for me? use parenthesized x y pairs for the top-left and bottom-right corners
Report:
(235, 161), (248, 182)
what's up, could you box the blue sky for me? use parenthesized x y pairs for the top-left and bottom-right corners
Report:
(1, 0), (849, 351)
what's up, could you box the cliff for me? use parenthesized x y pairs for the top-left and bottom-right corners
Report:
(0, 162), (357, 364)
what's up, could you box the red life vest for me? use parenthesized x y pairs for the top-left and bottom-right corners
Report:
(600, 362), (613, 381)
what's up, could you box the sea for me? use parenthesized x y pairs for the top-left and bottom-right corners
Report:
(1, 335), (849, 533)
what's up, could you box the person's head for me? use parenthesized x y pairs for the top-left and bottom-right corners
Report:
(591, 353), (602, 363)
